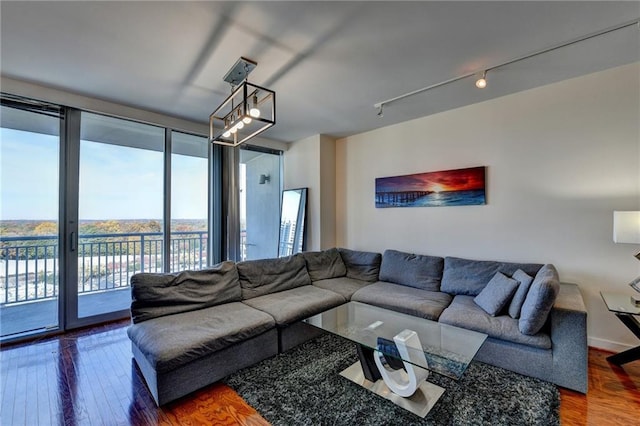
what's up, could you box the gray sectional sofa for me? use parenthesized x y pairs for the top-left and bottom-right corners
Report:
(128, 247), (587, 406)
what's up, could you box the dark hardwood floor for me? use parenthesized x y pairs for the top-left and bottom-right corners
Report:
(1, 320), (639, 425)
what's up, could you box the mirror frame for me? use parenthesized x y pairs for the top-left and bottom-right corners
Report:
(278, 188), (308, 257)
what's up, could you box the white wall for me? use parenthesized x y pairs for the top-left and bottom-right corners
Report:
(319, 135), (337, 248)
(336, 63), (640, 350)
(285, 135), (322, 250)
(284, 134), (337, 250)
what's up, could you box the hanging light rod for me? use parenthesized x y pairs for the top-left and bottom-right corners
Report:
(373, 18), (640, 113)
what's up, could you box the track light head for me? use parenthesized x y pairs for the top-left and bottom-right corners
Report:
(475, 71), (487, 89)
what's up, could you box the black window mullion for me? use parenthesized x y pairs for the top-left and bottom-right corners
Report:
(163, 129), (172, 273)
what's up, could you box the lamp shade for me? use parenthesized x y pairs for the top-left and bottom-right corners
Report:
(613, 211), (640, 244)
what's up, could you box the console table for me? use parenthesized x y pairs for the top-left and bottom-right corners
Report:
(600, 292), (640, 365)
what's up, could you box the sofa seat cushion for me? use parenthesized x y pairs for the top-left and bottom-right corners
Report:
(351, 282), (452, 321)
(312, 276), (372, 300)
(439, 295), (551, 349)
(127, 302), (276, 373)
(242, 285), (346, 326)
(302, 248), (347, 281)
(441, 256), (544, 296)
(237, 254), (311, 300)
(379, 249), (444, 291)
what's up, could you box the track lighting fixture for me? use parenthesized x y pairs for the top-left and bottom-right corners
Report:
(372, 18), (639, 116)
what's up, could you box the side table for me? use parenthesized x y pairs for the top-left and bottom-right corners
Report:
(600, 292), (640, 365)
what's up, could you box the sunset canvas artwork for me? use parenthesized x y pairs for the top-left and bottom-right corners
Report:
(375, 166), (486, 208)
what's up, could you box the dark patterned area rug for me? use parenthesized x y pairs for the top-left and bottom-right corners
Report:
(225, 333), (560, 425)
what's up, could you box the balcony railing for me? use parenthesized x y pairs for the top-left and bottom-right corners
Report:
(0, 231), (208, 305)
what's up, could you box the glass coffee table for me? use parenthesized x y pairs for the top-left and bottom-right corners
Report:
(304, 301), (487, 417)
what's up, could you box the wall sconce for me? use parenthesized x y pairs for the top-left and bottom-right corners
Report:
(259, 174), (270, 185)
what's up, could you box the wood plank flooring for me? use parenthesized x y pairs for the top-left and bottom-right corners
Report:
(559, 348), (640, 425)
(1, 320), (639, 425)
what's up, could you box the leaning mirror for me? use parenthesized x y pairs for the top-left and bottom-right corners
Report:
(278, 188), (308, 257)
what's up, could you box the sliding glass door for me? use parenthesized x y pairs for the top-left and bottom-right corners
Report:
(0, 102), (61, 339)
(75, 112), (165, 319)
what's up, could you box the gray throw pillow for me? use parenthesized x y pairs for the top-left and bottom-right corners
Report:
(473, 272), (519, 316)
(301, 248), (347, 281)
(519, 264), (560, 335)
(507, 269), (534, 319)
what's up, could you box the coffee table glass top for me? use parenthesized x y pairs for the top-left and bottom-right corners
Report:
(601, 292), (640, 315)
(304, 301), (487, 380)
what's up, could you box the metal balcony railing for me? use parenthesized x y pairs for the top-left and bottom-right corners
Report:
(0, 231), (208, 305)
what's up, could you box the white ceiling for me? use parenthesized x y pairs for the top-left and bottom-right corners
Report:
(1, 1), (639, 143)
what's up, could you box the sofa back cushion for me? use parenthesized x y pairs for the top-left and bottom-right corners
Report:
(237, 254), (311, 299)
(441, 256), (543, 296)
(301, 248), (347, 281)
(519, 264), (560, 335)
(338, 248), (382, 282)
(130, 261), (241, 324)
(379, 249), (444, 291)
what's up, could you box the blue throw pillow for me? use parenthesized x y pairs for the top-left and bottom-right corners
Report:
(507, 269), (534, 319)
(473, 272), (519, 316)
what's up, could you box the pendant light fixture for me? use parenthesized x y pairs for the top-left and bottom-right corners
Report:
(209, 57), (276, 147)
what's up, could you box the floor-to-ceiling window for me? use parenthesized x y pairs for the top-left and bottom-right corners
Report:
(170, 131), (209, 272)
(0, 96), (221, 342)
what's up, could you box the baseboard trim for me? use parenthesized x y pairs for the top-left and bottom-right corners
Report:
(588, 337), (634, 353)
